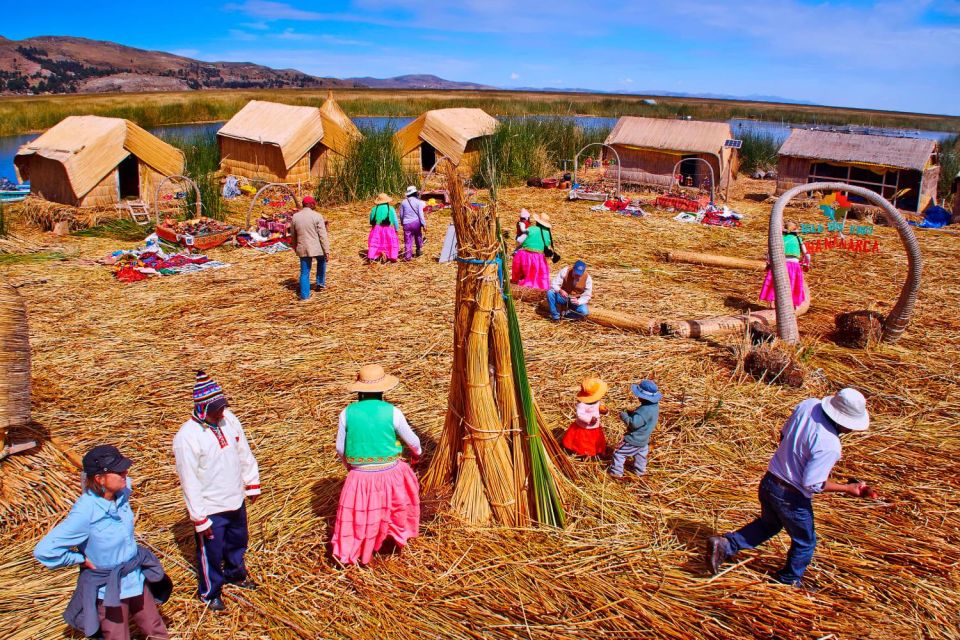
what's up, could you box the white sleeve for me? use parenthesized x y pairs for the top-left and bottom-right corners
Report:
(230, 413), (260, 496)
(336, 410), (348, 458)
(393, 408), (422, 455)
(173, 433), (212, 533)
(580, 275), (593, 305)
(551, 268), (566, 292)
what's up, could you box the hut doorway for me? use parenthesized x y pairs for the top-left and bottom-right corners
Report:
(421, 142), (437, 172)
(117, 155), (140, 199)
(679, 155), (699, 186)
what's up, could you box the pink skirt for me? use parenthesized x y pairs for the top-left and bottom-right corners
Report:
(511, 249), (550, 290)
(759, 261), (806, 307)
(368, 225), (399, 261)
(332, 461), (420, 565)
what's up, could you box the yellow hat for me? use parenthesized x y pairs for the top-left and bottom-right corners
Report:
(576, 377), (608, 403)
(348, 364), (400, 393)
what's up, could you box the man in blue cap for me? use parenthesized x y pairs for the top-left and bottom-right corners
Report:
(609, 380), (661, 478)
(547, 260), (592, 321)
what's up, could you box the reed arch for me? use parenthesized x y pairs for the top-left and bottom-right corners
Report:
(573, 143), (621, 196)
(671, 157), (716, 203)
(245, 183), (300, 228)
(769, 182), (922, 344)
(154, 175), (201, 224)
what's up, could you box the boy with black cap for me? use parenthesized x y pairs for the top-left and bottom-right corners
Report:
(173, 371), (261, 612)
(609, 380), (661, 478)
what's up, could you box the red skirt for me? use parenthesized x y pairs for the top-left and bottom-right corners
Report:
(561, 422), (607, 457)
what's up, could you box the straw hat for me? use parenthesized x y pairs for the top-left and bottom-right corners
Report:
(374, 193), (393, 205)
(576, 377), (609, 403)
(821, 388), (869, 431)
(534, 212), (552, 228)
(348, 364), (399, 393)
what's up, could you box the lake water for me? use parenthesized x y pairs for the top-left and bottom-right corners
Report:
(1, 115), (953, 182)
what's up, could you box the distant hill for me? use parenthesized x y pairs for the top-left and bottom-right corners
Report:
(0, 35), (357, 93)
(345, 74), (495, 90)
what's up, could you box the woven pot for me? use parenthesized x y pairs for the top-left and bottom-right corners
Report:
(0, 282), (31, 448)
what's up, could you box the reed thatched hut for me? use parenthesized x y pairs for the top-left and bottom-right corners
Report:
(603, 117), (738, 189)
(217, 96), (361, 183)
(775, 129), (940, 213)
(13, 116), (184, 208)
(395, 108), (498, 175)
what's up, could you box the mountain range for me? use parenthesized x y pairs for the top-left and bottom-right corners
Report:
(0, 35), (806, 105)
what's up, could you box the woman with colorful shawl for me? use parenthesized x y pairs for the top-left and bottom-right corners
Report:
(332, 364), (422, 565)
(367, 193), (401, 263)
(510, 212), (555, 290)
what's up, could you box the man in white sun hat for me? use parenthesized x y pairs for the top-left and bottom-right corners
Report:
(706, 388), (873, 587)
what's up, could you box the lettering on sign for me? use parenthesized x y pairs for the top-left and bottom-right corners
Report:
(805, 235), (880, 255)
(801, 222), (873, 236)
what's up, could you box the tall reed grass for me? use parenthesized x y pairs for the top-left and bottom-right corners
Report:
(737, 130), (782, 174)
(473, 118), (612, 188)
(0, 201), (6, 237)
(314, 124), (416, 205)
(159, 131), (225, 221)
(938, 134), (959, 205)
(3, 89), (958, 137)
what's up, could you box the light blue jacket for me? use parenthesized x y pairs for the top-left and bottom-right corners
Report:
(34, 482), (145, 600)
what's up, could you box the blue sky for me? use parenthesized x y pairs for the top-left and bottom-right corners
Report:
(4, 0), (959, 115)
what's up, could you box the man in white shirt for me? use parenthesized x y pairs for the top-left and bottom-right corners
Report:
(707, 388), (873, 587)
(547, 260), (592, 321)
(173, 371), (261, 611)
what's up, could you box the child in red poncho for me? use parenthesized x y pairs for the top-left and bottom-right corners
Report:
(561, 377), (609, 457)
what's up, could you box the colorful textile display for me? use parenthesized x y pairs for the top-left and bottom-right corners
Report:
(99, 235), (230, 282)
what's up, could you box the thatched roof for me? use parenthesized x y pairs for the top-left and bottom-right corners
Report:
(778, 129), (937, 172)
(395, 108), (498, 165)
(14, 116), (184, 199)
(604, 117), (732, 155)
(319, 94), (362, 157)
(218, 100), (326, 170)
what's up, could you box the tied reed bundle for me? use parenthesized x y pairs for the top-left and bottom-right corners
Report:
(422, 160), (570, 526)
(0, 281), (30, 449)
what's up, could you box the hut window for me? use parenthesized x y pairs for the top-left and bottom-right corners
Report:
(810, 162), (848, 180)
(117, 155), (139, 199)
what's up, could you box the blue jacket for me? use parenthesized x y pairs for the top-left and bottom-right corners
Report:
(619, 402), (660, 447)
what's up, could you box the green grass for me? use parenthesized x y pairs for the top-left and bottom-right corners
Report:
(738, 130), (782, 174)
(71, 218), (153, 240)
(938, 134), (959, 205)
(0, 251), (67, 265)
(473, 117), (612, 188)
(3, 88), (959, 137)
(158, 131), (225, 221)
(314, 124), (415, 205)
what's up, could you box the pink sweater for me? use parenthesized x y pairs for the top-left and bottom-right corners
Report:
(575, 401), (603, 429)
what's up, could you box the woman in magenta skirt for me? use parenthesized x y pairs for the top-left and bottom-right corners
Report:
(511, 212), (555, 290)
(367, 193), (401, 263)
(332, 364), (422, 565)
(759, 220), (810, 307)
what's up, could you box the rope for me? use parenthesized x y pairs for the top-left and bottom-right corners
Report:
(457, 255), (506, 299)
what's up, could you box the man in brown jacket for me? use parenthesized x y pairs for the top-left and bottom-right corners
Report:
(290, 196), (331, 300)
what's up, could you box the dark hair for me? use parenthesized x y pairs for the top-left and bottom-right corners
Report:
(358, 392), (384, 401)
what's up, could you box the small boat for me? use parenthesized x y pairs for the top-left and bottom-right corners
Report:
(0, 181), (30, 203)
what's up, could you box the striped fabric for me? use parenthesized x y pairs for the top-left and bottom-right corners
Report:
(193, 370), (226, 422)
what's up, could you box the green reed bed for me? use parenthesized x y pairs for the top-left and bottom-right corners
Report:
(737, 130), (783, 175)
(158, 131), (225, 221)
(938, 134), (959, 204)
(473, 117), (612, 188)
(315, 124), (415, 205)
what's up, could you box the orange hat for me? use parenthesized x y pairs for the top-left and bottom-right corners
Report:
(576, 377), (609, 403)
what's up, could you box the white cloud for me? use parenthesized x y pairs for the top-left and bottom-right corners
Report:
(171, 48), (200, 58)
(275, 27), (312, 40)
(510, 72), (519, 80)
(240, 21), (270, 30)
(227, 29), (258, 41)
(621, 77), (633, 85)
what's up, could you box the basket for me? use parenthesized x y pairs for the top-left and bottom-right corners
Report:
(156, 225), (237, 251)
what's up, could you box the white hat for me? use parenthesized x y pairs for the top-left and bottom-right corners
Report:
(821, 388), (869, 431)
(405, 185), (418, 196)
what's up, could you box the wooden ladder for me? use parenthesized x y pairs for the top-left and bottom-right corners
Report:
(125, 200), (151, 225)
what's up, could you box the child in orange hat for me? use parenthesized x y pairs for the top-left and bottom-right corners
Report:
(561, 377), (609, 457)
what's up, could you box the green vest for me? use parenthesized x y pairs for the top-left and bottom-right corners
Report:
(521, 226), (552, 253)
(344, 399), (402, 464)
(783, 233), (802, 258)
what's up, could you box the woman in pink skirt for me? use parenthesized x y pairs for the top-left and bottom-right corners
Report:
(511, 212), (555, 290)
(367, 193), (400, 263)
(332, 364), (422, 565)
(759, 220), (810, 307)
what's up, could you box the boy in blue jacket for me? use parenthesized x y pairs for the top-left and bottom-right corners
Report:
(609, 380), (661, 478)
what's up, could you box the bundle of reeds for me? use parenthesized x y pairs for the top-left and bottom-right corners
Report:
(0, 281), (30, 450)
(20, 196), (117, 231)
(422, 161), (571, 526)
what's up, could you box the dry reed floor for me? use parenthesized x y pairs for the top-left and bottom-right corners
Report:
(0, 178), (958, 639)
